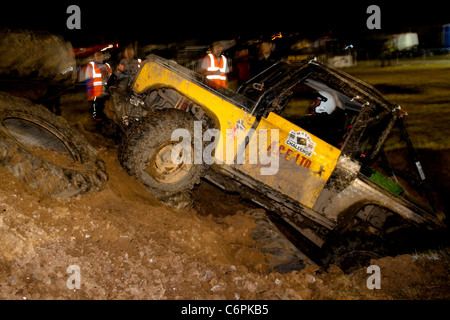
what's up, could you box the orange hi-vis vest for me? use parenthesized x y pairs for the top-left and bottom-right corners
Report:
(86, 61), (111, 101)
(206, 53), (227, 89)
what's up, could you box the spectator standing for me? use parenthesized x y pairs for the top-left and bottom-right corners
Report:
(252, 41), (277, 76)
(85, 51), (112, 128)
(200, 41), (229, 90)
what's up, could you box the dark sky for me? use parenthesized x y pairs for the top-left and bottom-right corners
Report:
(1, 1), (448, 46)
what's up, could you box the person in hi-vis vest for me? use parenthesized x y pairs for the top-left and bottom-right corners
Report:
(85, 51), (112, 126)
(200, 41), (229, 90)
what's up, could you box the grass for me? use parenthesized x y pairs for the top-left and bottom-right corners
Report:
(345, 59), (450, 150)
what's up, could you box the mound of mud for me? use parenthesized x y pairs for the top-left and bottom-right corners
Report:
(1, 131), (449, 300)
(1, 92), (448, 300)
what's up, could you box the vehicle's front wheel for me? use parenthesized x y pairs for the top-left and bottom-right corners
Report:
(118, 109), (207, 207)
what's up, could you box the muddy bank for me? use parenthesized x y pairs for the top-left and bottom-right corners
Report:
(0, 134), (449, 300)
(0, 92), (449, 300)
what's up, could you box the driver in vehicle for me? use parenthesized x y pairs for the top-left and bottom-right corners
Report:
(297, 91), (347, 148)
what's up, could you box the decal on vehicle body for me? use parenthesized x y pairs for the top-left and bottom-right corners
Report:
(226, 119), (249, 138)
(285, 130), (316, 157)
(236, 119), (246, 132)
(267, 142), (312, 169)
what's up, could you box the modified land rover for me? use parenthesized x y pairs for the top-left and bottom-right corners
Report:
(107, 54), (446, 267)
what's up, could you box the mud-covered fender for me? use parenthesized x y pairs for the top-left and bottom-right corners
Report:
(320, 177), (445, 230)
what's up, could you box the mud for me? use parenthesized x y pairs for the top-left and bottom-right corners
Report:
(0, 92), (449, 300)
(0, 29), (75, 82)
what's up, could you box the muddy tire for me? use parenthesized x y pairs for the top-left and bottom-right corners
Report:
(118, 109), (207, 203)
(0, 92), (108, 197)
(319, 231), (386, 273)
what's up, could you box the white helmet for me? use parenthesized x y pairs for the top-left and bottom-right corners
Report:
(311, 91), (336, 115)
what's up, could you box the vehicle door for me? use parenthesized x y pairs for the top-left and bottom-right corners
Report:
(234, 80), (344, 209)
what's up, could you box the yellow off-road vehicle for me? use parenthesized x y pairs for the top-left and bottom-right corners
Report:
(108, 54), (445, 268)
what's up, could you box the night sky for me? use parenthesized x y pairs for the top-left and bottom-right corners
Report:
(1, 1), (449, 46)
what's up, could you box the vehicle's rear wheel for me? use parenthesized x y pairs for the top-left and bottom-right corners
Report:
(0, 92), (108, 197)
(318, 230), (386, 273)
(118, 109), (207, 208)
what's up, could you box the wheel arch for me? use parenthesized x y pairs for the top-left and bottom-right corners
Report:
(324, 177), (442, 230)
(138, 84), (222, 132)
